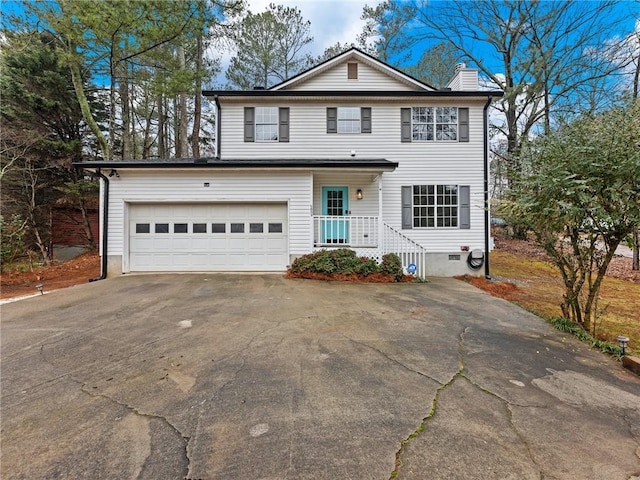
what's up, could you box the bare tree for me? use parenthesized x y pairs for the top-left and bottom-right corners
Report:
(409, 0), (635, 177)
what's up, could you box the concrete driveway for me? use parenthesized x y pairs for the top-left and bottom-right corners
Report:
(1, 275), (639, 480)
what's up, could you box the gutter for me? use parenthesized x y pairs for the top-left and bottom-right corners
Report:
(90, 168), (109, 282)
(483, 96), (493, 279)
(214, 94), (221, 159)
(202, 89), (504, 98)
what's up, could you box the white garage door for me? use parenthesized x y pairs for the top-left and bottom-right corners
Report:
(129, 203), (288, 272)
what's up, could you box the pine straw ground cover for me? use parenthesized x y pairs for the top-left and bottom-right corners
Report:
(460, 234), (640, 356)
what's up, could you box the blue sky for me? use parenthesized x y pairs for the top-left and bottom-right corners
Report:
(3, 0), (638, 87)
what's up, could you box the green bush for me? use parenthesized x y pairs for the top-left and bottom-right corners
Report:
(380, 253), (403, 280)
(289, 249), (405, 281)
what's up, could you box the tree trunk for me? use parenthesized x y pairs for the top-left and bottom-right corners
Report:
(176, 44), (189, 158)
(633, 228), (639, 271)
(157, 95), (165, 158)
(120, 61), (131, 160)
(69, 58), (109, 160)
(79, 198), (96, 249)
(109, 54), (117, 160)
(191, 33), (203, 159)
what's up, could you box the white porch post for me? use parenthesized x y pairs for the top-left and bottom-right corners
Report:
(378, 174), (383, 257)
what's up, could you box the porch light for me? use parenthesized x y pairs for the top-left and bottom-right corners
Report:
(108, 169), (120, 178)
(35, 283), (44, 295)
(617, 335), (629, 355)
(356, 189), (363, 200)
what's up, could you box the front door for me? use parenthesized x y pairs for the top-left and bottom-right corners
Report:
(322, 186), (349, 244)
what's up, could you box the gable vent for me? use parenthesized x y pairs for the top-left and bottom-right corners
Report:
(348, 62), (358, 80)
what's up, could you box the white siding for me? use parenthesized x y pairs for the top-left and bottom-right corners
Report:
(312, 173), (379, 217)
(285, 61), (416, 91)
(106, 170), (312, 265)
(220, 99), (487, 253)
(447, 69), (479, 91)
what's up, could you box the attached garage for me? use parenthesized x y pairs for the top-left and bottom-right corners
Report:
(128, 202), (288, 272)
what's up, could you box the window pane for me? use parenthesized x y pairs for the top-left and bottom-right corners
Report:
(337, 107), (361, 133)
(174, 223), (188, 233)
(255, 107), (278, 142)
(412, 107), (434, 141)
(193, 223), (207, 233)
(269, 223), (283, 233)
(211, 223), (225, 233)
(250, 223), (264, 233)
(256, 124), (278, 142)
(412, 184), (458, 228)
(136, 223), (150, 233)
(155, 223), (169, 233)
(230, 223), (244, 233)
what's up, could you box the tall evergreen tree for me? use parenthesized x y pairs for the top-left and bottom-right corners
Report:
(226, 3), (313, 89)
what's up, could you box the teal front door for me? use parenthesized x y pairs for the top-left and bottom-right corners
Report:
(322, 186), (349, 244)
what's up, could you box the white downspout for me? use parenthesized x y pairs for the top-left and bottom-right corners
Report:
(378, 174), (383, 258)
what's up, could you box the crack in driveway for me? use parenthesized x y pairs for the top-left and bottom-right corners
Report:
(389, 326), (545, 479)
(38, 343), (190, 479)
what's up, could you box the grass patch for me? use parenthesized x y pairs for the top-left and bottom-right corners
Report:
(487, 250), (640, 355)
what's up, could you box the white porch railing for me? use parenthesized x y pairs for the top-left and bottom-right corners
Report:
(381, 222), (427, 277)
(311, 216), (428, 277)
(313, 215), (378, 247)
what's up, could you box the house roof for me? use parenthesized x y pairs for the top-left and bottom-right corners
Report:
(270, 47), (436, 92)
(74, 157), (399, 171)
(204, 47), (503, 99)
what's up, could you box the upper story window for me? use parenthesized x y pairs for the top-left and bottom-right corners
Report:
(244, 107), (289, 143)
(255, 107), (279, 142)
(327, 107), (371, 134)
(412, 107), (457, 141)
(401, 107), (469, 143)
(338, 107), (361, 133)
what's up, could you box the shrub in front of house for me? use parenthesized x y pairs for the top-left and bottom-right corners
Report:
(288, 249), (408, 282)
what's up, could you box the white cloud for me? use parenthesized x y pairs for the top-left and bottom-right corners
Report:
(245, 0), (368, 55)
(211, 0), (369, 87)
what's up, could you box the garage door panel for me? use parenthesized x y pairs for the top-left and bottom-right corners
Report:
(129, 203), (288, 272)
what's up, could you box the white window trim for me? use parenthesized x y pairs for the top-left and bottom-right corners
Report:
(412, 184), (459, 228)
(337, 107), (361, 134)
(255, 106), (279, 142)
(411, 107), (458, 142)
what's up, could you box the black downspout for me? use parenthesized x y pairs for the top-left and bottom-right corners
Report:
(90, 168), (109, 282)
(483, 96), (493, 280)
(214, 94), (221, 159)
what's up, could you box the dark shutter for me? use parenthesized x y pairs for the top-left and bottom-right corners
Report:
(361, 107), (371, 133)
(402, 186), (412, 229)
(459, 185), (470, 229)
(327, 107), (337, 133)
(458, 107), (469, 142)
(244, 107), (255, 142)
(401, 108), (411, 143)
(279, 107), (289, 142)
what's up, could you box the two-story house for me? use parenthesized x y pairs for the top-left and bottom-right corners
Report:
(77, 48), (502, 278)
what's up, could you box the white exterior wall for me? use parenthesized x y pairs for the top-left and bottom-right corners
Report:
(447, 69), (479, 91)
(220, 99), (487, 253)
(312, 173), (379, 217)
(105, 170), (312, 270)
(285, 61), (417, 91)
